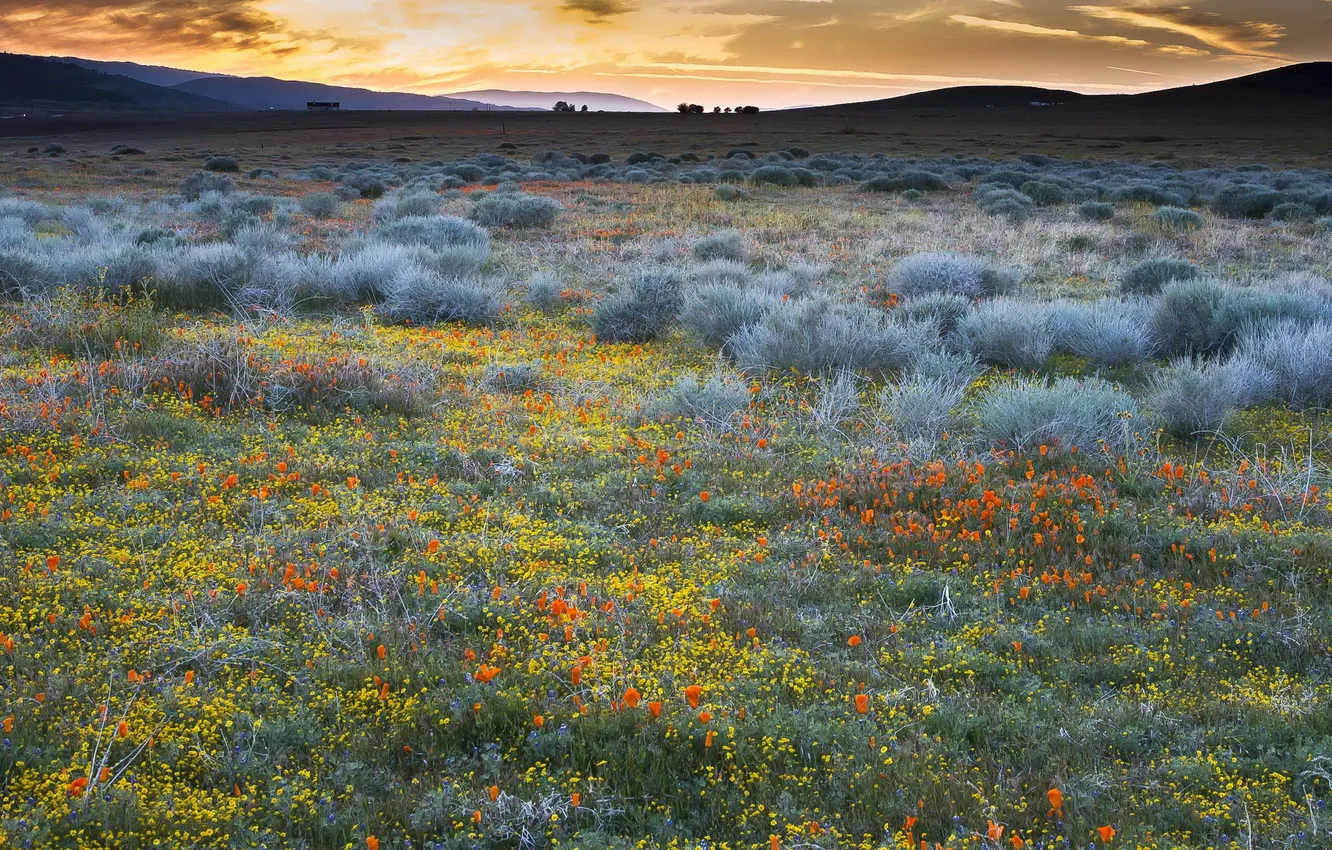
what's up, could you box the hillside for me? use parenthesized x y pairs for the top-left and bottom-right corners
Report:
(794, 62), (1332, 114)
(0, 54), (235, 112)
(172, 76), (531, 112)
(59, 56), (224, 88)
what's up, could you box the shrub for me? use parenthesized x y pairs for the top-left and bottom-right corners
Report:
(1211, 184), (1279, 219)
(301, 193), (343, 219)
(975, 376), (1137, 452)
(1150, 279), (1227, 357)
(1120, 258), (1200, 296)
(894, 292), (971, 335)
(749, 166), (797, 187)
(179, 171), (236, 200)
(651, 373), (751, 430)
(1147, 358), (1267, 436)
(878, 376), (966, 441)
(692, 230), (748, 262)
(157, 243), (252, 308)
(1113, 184), (1186, 206)
(326, 244), (427, 303)
(591, 267), (686, 343)
(689, 260), (751, 288)
(1269, 202), (1316, 222)
(679, 283), (774, 351)
(952, 299), (1053, 370)
(1049, 299), (1153, 367)
(1151, 206), (1203, 231)
(374, 191), (440, 222)
(203, 156), (240, 173)
(887, 252), (1018, 300)
(525, 272), (564, 314)
(0, 198), (52, 225)
(343, 174), (387, 199)
(1232, 321), (1332, 409)
(1019, 181), (1067, 206)
(376, 215), (490, 253)
(470, 193), (562, 228)
(377, 271), (502, 325)
(861, 170), (949, 193)
(1077, 201), (1114, 222)
(909, 348), (985, 386)
(985, 198), (1030, 223)
(729, 296), (928, 377)
(0, 248), (53, 295)
(714, 185), (749, 202)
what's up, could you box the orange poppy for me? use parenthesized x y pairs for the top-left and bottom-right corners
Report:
(1047, 788), (1064, 817)
(623, 687), (641, 708)
(987, 821), (1005, 841)
(366, 838), (379, 850)
(847, 635), (862, 647)
(648, 701), (663, 718)
(854, 694), (869, 714)
(684, 684), (702, 708)
(488, 784), (499, 802)
(698, 711), (713, 723)
(1096, 825), (1115, 842)
(699, 491), (710, 502)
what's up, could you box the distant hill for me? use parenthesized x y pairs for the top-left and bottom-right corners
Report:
(59, 56), (224, 88)
(450, 89), (666, 112)
(795, 63), (1332, 114)
(0, 53), (237, 112)
(172, 76), (531, 112)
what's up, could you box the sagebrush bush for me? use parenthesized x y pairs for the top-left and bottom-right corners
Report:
(373, 191), (441, 222)
(714, 185), (749, 202)
(692, 230), (748, 262)
(679, 283), (774, 351)
(952, 299), (1053, 370)
(376, 215), (490, 252)
(1232, 321), (1332, 409)
(470, 192), (562, 228)
(1150, 279), (1226, 357)
(861, 170), (949, 193)
(525, 272), (564, 314)
(1077, 201), (1114, 221)
(894, 292), (971, 335)
(1019, 181), (1067, 206)
(202, 156), (239, 173)
(887, 252), (1018, 300)
(749, 166), (797, 187)
(1147, 358), (1268, 436)
(300, 193), (343, 219)
(1269, 202), (1316, 222)
(729, 296), (928, 377)
(651, 373), (751, 430)
(1211, 184), (1279, 219)
(179, 171), (235, 200)
(591, 267), (686, 343)
(689, 260), (751, 288)
(1151, 206), (1203, 231)
(1120, 257), (1200, 296)
(1049, 299), (1153, 367)
(976, 376), (1137, 452)
(878, 376), (966, 441)
(376, 271), (502, 326)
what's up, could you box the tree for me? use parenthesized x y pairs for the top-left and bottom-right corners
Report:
(739, 105), (760, 114)
(580, 104), (588, 112)
(713, 106), (721, 113)
(678, 103), (705, 114)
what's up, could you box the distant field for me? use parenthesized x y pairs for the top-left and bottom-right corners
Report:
(1, 131), (1331, 850)
(2, 100), (1331, 166)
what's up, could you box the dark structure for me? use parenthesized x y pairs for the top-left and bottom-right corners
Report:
(306, 101), (340, 111)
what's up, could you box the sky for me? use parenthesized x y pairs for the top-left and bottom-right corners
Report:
(3, 0), (1330, 108)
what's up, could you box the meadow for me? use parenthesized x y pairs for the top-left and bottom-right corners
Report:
(1, 136), (1331, 850)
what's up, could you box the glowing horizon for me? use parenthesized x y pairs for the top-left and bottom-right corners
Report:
(3, 0), (1328, 109)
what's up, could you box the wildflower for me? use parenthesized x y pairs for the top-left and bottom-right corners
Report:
(623, 687), (641, 708)
(699, 490), (710, 502)
(684, 684), (702, 708)
(648, 701), (663, 718)
(987, 821), (1005, 841)
(1097, 825), (1115, 842)
(366, 838), (379, 850)
(1047, 787), (1064, 817)
(854, 694), (869, 714)
(847, 635), (862, 647)
(488, 784), (499, 801)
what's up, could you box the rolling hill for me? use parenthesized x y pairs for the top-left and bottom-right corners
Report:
(795, 63), (1332, 114)
(170, 76), (530, 112)
(0, 54), (236, 112)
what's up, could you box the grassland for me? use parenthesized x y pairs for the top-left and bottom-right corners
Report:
(1, 131), (1331, 850)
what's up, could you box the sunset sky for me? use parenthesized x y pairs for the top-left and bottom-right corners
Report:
(3, 0), (1329, 108)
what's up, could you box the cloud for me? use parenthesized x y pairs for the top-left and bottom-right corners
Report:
(0, 0), (313, 55)
(1070, 5), (1287, 55)
(949, 13), (1156, 47)
(560, 0), (636, 22)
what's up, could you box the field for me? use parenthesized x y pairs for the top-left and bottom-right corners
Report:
(2, 119), (1332, 850)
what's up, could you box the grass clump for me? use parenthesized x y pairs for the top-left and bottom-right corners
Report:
(692, 229), (748, 262)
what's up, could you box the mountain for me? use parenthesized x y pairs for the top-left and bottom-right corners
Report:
(793, 63), (1331, 114)
(0, 53), (237, 112)
(449, 89), (666, 112)
(59, 56), (224, 88)
(172, 76), (531, 112)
